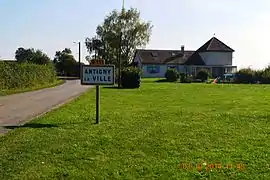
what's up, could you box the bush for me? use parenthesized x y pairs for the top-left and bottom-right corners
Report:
(179, 72), (186, 82)
(165, 68), (179, 82)
(235, 68), (255, 84)
(196, 69), (211, 82)
(121, 66), (141, 88)
(0, 62), (57, 89)
(261, 66), (270, 84)
(234, 66), (270, 84)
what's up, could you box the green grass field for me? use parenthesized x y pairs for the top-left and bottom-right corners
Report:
(1, 79), (270, 179)
(0, 79), (64, 96)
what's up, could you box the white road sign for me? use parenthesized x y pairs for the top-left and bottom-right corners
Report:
(81, 65), (115, 85)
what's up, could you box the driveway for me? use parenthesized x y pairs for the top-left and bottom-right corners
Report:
(0, 80), (92, 134)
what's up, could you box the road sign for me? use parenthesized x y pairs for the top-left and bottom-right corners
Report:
(81, 65), (115, 85)
(80, 64), (115, 124)
(89, 59), (105, 65)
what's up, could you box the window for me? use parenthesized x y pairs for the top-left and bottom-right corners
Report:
(168, 66), (179, 72)
(147, 65), (160, 74)
(191, 67), (196, 76)
(151, 52), (158, 57)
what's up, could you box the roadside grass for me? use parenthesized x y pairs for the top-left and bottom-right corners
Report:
(0, 79), (64, 96)
(1, 79), (270, 179)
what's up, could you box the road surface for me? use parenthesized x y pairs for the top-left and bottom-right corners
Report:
(0, 80), (91, 134)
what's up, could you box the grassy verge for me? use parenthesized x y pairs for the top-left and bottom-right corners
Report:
(0, 80), (64, 96)
(1, 80), (270, 179)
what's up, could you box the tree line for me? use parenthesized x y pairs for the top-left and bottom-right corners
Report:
(14, 47), (81, 77)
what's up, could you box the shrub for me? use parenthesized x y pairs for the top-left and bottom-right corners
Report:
(0, 61), (57, 90)
(233, 66), (270, 84)
(196, 69), (211, 82)
(165, 68), (179, 82)
(121, 66), (141, 88)
(261, 65), (270, 84)
(234, 68), (254, 84)
(179, 72), (186, 83)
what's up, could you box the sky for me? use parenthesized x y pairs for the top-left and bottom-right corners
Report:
(0, 0), (269, 69)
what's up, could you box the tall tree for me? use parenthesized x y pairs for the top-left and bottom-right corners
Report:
(85, 8), (153, 67)
(15, 47), (50, 64)
(53, 48), (79, 76)
(85, 36), (103, 59)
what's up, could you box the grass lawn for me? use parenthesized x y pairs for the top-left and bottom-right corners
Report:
(1, 79), (270, 179)
(0, 80), (64, 96)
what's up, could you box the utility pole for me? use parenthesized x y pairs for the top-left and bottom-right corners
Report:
(73, 41), (81, 79)
(78, 42), (81, 79)
(118, 32), (122, 88)
(118, 0), (125, 88)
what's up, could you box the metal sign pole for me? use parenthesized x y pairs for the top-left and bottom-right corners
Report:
(81, 64), (114, 125)
(96, 85), (100, 124)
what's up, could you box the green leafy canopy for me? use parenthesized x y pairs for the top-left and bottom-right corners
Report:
(85, 8), (153, 67)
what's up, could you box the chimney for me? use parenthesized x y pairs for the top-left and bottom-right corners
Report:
(181, 45), (185, 53)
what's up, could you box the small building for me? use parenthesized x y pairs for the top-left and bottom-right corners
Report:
(0, 59), (17, 63)
(132, 37), (237, 78)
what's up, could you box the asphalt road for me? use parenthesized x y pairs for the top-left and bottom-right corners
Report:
(0, 80), (91, 134)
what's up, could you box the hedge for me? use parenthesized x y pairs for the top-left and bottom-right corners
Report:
(235, 67), (270, 84)
(0, 62), (58, 89)
(121, 66), (141, 88)
(196, 68), (212, 82)
(165, 68), (179, 82)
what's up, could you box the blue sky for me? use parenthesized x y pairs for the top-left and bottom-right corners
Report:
(0, 0), (269, 69)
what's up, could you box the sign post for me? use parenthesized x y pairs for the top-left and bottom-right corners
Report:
(96, 85), (100, 124)
(81, 63), (115, 124)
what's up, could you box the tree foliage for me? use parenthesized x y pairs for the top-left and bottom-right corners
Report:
(235, 66), (270, 84)
(0, 61), (57, 89)
(196, 69), (211, 81)
(15, 47), (51, 65)
(165, 68), (179, 82)
(121, 66), (141, 88)
(85, 37), (104, 60)
(53, 48), (79, 77)
(85, 8), (153, 67)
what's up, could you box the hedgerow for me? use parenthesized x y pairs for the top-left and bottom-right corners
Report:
(121, 66), (141, 88)
(0, 62), (57, 89)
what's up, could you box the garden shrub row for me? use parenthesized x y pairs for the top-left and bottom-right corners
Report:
(235, 66), (270, 84)
(0, 61), (58, 89)
(165, 68), (212, 83)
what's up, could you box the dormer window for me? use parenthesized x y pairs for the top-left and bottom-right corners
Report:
(151, 52), (158, 57)
(171, 52), (176, 56)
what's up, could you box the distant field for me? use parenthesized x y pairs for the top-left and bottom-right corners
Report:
(1, 79), (270, 179)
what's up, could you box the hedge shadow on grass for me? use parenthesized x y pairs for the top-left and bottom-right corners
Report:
(102, 86), (139, 89)
(3, 123), (58, 130)
(155, 79), (170, 83)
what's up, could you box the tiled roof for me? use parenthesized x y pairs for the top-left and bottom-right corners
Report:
(134, 37), (234, 65)
(136, 49), (195, 65)
(164, 51), (195, 64)
(196, 37), (234, 52)
(184, 52), (205, 65)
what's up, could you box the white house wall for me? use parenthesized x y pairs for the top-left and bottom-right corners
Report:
(142, 64), (187, 78)
(142, 64), (167, 78)
(199, 52), (232, 66)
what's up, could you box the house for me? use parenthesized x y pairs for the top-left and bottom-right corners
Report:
(0, 59), (16, 63)
(132, 37), (237, 78)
